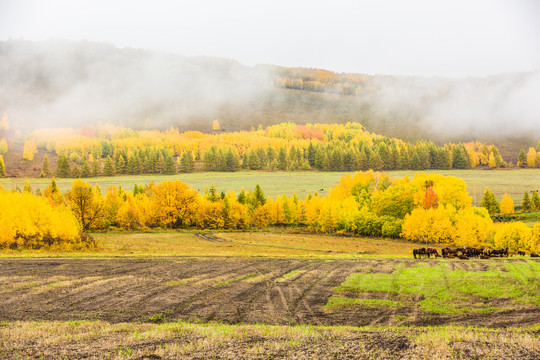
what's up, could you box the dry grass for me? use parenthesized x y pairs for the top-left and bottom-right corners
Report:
(0, 231), (443, 258)
(0, 321), (537, 359)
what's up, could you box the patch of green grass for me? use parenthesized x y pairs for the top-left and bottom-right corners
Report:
(324, 297), (401, 310)
(282, 270), (300, 279)
(332, 261), (540, 314)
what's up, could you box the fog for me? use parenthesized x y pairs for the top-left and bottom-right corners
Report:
(0, 39), (538, 140)
(0, 40), (273, 130)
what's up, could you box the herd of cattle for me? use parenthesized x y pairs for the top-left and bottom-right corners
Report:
(413, 247), (540, 259)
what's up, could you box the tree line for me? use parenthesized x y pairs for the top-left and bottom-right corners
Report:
(1, 171), (539, 253)
(1, 122), (507, 178)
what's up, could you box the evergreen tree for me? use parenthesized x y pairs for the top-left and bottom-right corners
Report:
(0, 155), (5, 177)
(92, 161), (101, 177)
(314, 147), (325, 170)
(532, 191), (540, 211)
(42, 155), (50, 177)
(224, 148), (239, 172)
(480, 188), (500, 214)
(357, 150), (368, 170)
(247, 150), (260, 170)
(277, 147), (288, 170)
(179, 152), (195, 173)
(164, 154), (176, 175)
(521, 191), (531, 212)
(517, 149), (527, 168)
(266, 147), (276, 164)
(452, 146), (469, 169)
(103, 156), (116, 176)
(81, 159), (91, 178)
(237, 187), (247, 204)
(56, 155), (71, 178)
(71, 165), (80, 178)
(307, 142), (316, 166)
(252, 184), (266, 206)
(368, 152), (383, 171)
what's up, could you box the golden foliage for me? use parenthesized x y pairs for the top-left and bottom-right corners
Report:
(500, 193), (515, 214)
(23, 139), (37, 161)
(493, 222), (534, 252)
(0, 190), (81, 249)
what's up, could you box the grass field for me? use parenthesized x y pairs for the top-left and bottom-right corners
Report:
(1, 321), (538, 359)
(1, 168), (539, 204)
(0, 231), (443, 258)
(329, 261), (540, 315)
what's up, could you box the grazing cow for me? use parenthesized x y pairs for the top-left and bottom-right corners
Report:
(518, 251), (526, 256)
(531, 253), (540, 258)
(426, 248), (441, 258)
(490, 248), (508, 257)
(318, 188), (324, 191)
(442, 247), (457, 258)
(413, 248), (426, 259)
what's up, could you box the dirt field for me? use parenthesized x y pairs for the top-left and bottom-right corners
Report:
(1, 257), (538, 328)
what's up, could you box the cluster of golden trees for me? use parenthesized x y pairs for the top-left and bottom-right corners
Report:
(517, 143), (540, 168)
(16, 122), (506, 179)
(2, 171), (539, 252)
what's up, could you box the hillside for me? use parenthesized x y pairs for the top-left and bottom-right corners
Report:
(0, 39), (538, 162)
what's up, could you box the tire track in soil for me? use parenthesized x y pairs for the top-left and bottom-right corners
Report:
(154, 259), (276, 323)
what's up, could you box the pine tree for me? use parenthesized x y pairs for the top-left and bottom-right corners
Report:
(56, 155), (71, 178)
(81, 159), (91, 178)
(517, 149), (527, 168)
(522, 191), (531, 212)
(0, 155), (5, 177)
(71, 165), (80, 178)
(252, 184), (266, 206)
(92, 161), (101, 177)
(532, 191), (540, 211)
(179, 152), (195, 173)
(480, 188), (500, 215)
(103, 156), (116, 176)
(42, 155), (50, 177)
(277, 147), (288, 170)
(307, 142), (316, 166)
(247, 150), (260, 170)
(164, 154), (176, 175)
(237, 187), (247, 204)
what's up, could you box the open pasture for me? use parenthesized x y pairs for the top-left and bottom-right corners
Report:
(0, 231), (448, 258)
(1, 168), (539, 203)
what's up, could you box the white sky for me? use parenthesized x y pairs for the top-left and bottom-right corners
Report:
(1, 0), (539, 76)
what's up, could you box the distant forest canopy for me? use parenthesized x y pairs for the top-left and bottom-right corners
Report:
(0, 122), (512, 178)
(0, 39), (538, 161)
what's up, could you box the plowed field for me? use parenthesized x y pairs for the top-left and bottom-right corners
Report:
(1, 258), (538, 328)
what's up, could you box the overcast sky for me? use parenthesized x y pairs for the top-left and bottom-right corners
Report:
(1, 0), (539, 76)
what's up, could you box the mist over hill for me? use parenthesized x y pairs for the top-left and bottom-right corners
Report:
(0, 39), (538, 156)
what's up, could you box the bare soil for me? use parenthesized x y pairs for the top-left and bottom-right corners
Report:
(0, 258), (538, 328)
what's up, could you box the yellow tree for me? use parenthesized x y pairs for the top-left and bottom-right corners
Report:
(527, 147), (537, 168)
(66, 179), (104, 230)
(23, 139), (37, 161)
(148, 180), (198, 228)
(213, 120), (220, 131)
(500, 193), (514, 214)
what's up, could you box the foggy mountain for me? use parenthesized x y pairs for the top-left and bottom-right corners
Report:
(0, 39), (538, 148)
